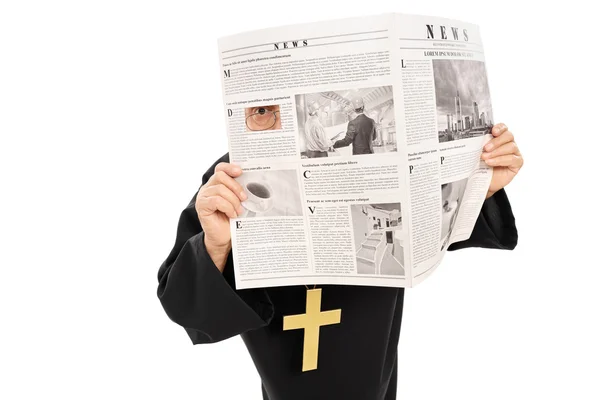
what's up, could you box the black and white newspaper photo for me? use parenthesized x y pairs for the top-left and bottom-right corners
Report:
(350, 203), (405, 276)
(295, 86), (397, 158)
(237, 169), (303, 218)
(440, 178), (468, 250)
(433, 59), (494, 143)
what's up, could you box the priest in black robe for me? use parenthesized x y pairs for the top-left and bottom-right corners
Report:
(157, 123), (523, 400)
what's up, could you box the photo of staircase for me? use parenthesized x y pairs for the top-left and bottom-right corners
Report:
(356, 231), (383, 274)
(355, 230), (404, 276)
(351, 202), (405, 276)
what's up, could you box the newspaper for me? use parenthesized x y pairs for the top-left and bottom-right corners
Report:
(217, 13), (494, 289)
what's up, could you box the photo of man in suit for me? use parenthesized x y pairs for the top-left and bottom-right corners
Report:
(332, 96), (376, 155)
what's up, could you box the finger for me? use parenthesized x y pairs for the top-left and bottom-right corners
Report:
(492, 123), (508, 137)
(202, 184), (243, 215)
(215, 162), (243, 178)
(484, 129), (514, 152)
(484, 154), (524, 168)
(198, 195), (238, 219)
(208, 170), (247, 201)
(481, 141), (520, 160)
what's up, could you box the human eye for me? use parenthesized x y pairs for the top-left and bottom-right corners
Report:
(252, 106), (275, 115)
(246, 105), (278, 131)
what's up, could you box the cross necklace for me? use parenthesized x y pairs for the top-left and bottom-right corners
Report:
(282, 285), (342, 372)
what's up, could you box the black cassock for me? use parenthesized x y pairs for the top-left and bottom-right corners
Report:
(157, 154), (518, 400)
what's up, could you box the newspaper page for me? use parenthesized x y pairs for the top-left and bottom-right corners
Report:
(396, 14), (494, 285)
(217, 13), (493, 289)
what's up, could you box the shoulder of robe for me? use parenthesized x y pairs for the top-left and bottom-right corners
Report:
(202, 153), (230, 182)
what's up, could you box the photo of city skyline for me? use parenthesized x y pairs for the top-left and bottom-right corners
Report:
(433, 60), (494, 143)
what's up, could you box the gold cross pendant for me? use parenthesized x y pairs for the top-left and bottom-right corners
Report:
(283, 288), (342, 372)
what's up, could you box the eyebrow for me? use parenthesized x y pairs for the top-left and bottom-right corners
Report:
(252, 105), (278, 109)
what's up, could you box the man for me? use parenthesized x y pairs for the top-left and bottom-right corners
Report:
(157, 123), (523, 400)
(304, 101), (331, 158)
(333, 96), (376, 155)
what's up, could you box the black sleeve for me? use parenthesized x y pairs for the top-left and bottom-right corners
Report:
(448, 188), (518, 251)
(157, 154), (274, 344)
(333, 120), (356, 148)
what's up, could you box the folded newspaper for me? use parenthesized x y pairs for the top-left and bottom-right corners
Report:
(218, 13), (494, 289)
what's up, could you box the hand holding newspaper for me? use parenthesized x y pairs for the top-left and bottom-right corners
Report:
(218, 13), (495, 289)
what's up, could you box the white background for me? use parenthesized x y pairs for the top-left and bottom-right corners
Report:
(1, 1), (597, 399)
